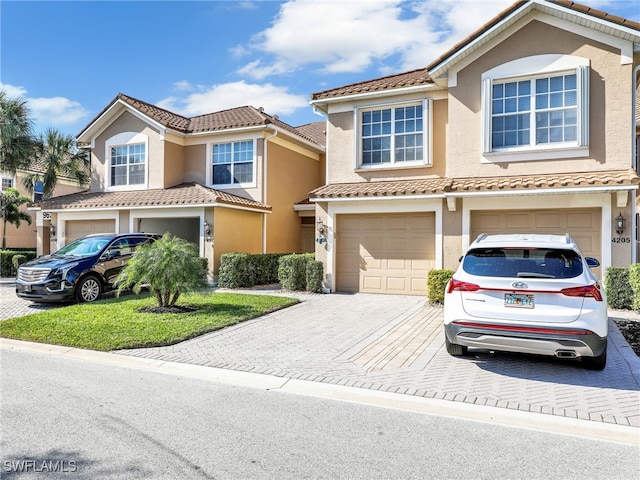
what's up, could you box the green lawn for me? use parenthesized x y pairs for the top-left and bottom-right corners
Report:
(0, 292), (298, 351)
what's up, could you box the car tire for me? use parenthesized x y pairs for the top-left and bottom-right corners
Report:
(76, 275), (103, 303)
(445, 336), (468, 356)
(581, 341), (607, 370)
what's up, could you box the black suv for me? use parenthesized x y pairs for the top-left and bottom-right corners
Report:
(16, 232), (160, 303)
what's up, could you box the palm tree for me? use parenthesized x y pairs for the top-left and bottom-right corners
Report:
(115, 233), (207, 308)
(0, 90), (39, 173)
(1, 187), (32, 249)
(22, 128), (90, 199)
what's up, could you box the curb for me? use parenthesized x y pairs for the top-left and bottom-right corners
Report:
(2, 337), (638, 447)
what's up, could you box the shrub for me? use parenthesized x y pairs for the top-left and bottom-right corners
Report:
(427, 269), (454, 304)
(604, 266), (633, 310)
(218, 253), (287, 288)
(629, 264), (640, 311)
(306, 260), (324, 293)
(0, 249), (36, 276)
(278, 253), (314, 291)
(11, 254), (26, 275)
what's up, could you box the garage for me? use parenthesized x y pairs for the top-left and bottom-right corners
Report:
(335, 213), (435, 295)
(65, 219), (116, 243)
(471, 208), (601, 273)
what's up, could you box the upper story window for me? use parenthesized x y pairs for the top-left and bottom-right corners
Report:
(358, 100), (431, 168)
(212, 140), (255, 185)
(33, 181), (44, 201)
(111, 144), (145, 186)
(1, 176), (13, 191)
(482, 55), (589, 163)
(105, 132), (148, 191)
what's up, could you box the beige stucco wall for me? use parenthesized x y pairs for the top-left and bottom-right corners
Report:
(446, 19), (633, 179)
(163, 140), (185, 188)
(90, 110), (164, 191)
(325, 96), (446, 185)
(212, 206), (263, 274)
(266, 141), (322, 253)
(183, 144), (207, 184)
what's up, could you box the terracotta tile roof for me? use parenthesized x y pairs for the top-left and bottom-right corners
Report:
(294, 122), (326, 148)
(450, 169), (640, 193)
(39, 183), (271, 212)
(311, 68), (432, 101)
(310, 178), (452, 198)
(309, 170), (639, 199)
(80, 93), (324, 148)
(426, 0), (640, 71)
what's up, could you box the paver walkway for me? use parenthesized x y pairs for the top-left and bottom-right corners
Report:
(116, 290), (640, 428)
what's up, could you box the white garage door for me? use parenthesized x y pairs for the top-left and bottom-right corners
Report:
(65, 219), (116, 244)
(471, 208), (601, 274)
(336, 213), (435, 295)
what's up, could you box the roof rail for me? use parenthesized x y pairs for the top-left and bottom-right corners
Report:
(565, 233), (571, 244)
(475, 233), (488, 243)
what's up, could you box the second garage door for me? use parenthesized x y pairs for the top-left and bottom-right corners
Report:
(336, 213), (435, 295)
(65, 219), (116, 244)
(471, 208), (601, 274)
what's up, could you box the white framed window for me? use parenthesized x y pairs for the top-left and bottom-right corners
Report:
(211, 139), (255, 186)
(482, 55), (589, 162)
(357, 100), (431, 168)
(1, 176), (13, 191)
(105, 132), (149, 191)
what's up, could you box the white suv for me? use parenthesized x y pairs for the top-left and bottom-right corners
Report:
(443, 234), (607, 370)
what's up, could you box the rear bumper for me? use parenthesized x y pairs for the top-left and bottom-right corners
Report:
(445, 321), (607, 358)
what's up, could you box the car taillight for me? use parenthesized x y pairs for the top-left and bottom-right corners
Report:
(561, 284), (603, 302)
(447, 278), (481, 294)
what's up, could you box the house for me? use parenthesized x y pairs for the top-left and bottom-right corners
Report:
(34, 94), (326, 278)
(1, 163), (87, 249)
(309, 0), (640, 296)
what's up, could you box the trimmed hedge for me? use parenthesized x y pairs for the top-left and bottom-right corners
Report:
(217, 253), (287, 288)
(604, 266), (633, 310)
(1, 249), (37, 277)
(629, 264), (640, 311)
(278, 253), (315, 291)
(427, 269), (454, 304)
(306, 260), (324, 293)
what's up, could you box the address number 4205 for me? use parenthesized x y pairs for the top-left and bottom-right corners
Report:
(612, 237), (631, 243)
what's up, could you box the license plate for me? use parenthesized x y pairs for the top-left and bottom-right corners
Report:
(505, 293), (534, 308)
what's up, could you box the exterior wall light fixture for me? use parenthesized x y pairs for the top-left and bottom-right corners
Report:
(316, 219), (327, 244)
(49, 225), (56, 240)
(203, 220), (213, 242)
(615, 212), (626, 235)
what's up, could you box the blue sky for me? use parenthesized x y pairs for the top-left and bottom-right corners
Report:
(2, 0), (639, 137)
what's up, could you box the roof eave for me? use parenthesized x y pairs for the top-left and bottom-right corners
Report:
(309, 83), (439, 110)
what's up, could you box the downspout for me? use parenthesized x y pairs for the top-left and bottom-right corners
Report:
(263, 126), (278, 253)
(632, 65), (640, 264)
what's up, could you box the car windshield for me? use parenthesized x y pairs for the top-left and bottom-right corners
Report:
(462, 247), (583, 279)
(54, 236), (112, 257)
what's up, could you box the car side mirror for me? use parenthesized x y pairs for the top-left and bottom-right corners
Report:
(102, 249), (121, 260)
(585, 257), (600, 268)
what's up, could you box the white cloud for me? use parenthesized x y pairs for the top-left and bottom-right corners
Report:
(28, 97), (89, 127)
(0, 83), (89, 132)
(237, 0), (517, 78)
(158, 81), (308, 118)
(0, 82), (28, 98)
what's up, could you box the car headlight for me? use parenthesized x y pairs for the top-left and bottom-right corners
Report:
(51, 262), (80, 281)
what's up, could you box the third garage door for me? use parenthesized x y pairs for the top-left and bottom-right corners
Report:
(336, 213), (435, 295)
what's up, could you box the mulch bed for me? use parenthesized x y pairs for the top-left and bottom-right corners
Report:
(614, 319), (640, 357)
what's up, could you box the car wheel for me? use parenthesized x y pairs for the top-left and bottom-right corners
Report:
(76, 276), (102, 303)
(445, 336), (468, 356)
(581, 341), (607, 370)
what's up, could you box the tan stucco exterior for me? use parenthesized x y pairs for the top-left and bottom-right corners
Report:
(313, 6), (639, 295)
(212, 206), (262, 273)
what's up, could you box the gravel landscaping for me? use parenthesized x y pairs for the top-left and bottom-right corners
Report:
(614, 318), (640, 356)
